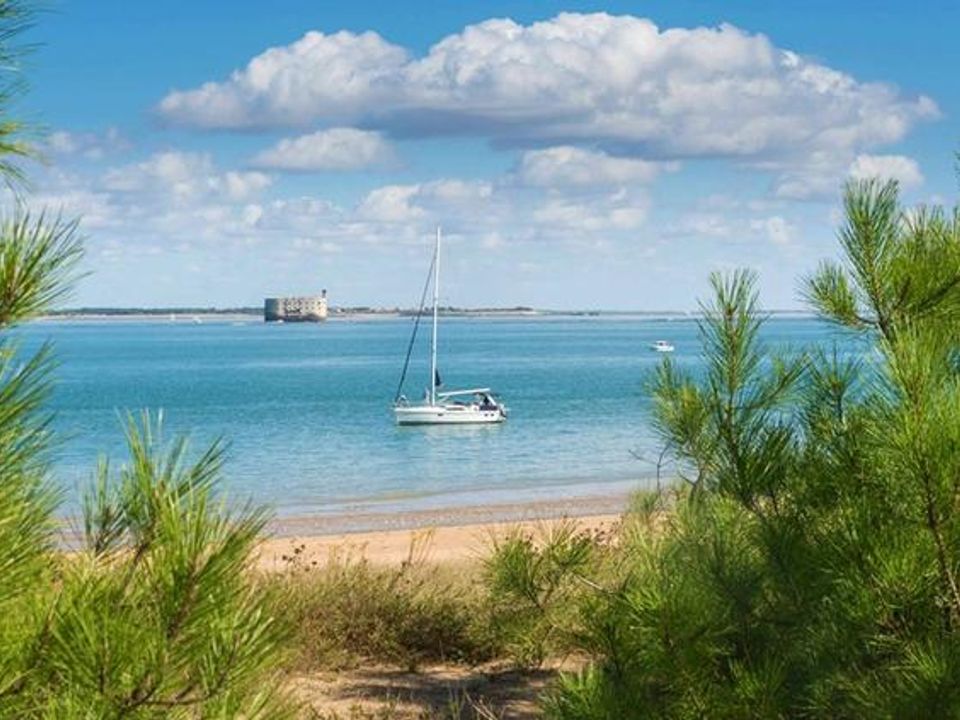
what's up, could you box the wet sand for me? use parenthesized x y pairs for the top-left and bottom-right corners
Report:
(267, 490), (632, 537)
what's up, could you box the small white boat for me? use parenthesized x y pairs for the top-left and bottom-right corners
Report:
(393, 227), (507, 426)
(651, 340), (675, 353)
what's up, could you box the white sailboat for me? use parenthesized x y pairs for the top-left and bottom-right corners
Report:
(393, 227), (507, 425)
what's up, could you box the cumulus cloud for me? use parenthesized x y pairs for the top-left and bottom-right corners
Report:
(664, 209), (799, 250)
(158, 12), (937, 169)
(533, 188), (649, 231)
(251, 128), (394, 171)
(45, 128), (131, 159)
(355, 184), (425, 222)
(222, 171), (273, 200)
(848, 154), (923, 189)
(355, 179), (494, 223)
(104, 151), (272, 201)
(32, 133), (673, 310)
(159, 30), (408, 128)
(517, 146), (670, 186)
(774, 151), (925, 199)
(29, 189), (121, 229)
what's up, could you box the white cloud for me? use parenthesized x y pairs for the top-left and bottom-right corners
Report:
(255, 197), (341, 234)
(104, 151), (210, 192)
(45, 128), (130, 159)
(159, 30), (408, 127)
(774, 152), (925, 200)
(751, 215), (795, 246)
(533, 189), (649, 231)
(356, 184), (425, 222)
(669, 213), (734, 238)
(104, 151), (272, 201)
(158, 13), (937, 170)
(517, 146), (669, 187)
(241, 203), (264, 227)
(222, 171), (272, 200)
(848, 154), (923, 189)
(666, 210), (798, 249)
(420, 179), (493, 204)
(355, 179), (494, 223)
(291, 236), (342, 253)
(770, 150), (848, 200)
(29, 189), (120, 229)
(480, 232), (506, 250)
(251, 128), (394, 171)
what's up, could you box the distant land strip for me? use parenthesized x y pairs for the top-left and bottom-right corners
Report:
(43, 306), (816, 319)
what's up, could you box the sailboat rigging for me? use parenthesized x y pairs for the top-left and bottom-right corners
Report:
(393, 227), (508, 425)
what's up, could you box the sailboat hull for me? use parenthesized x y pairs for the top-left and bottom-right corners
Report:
(394, 404), (506, 425)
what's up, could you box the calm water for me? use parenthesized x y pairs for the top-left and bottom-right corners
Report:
(16, 316), (856, 517)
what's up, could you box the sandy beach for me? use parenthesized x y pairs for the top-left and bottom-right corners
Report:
(268, 489), (633, 536)
(257, 504), (626, 571)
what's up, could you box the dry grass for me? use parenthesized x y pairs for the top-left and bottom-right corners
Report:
(259, 515), (640, 717)
(269, 532), (499, 672)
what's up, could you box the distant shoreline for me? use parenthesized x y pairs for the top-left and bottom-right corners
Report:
(38, 308), (818, 322)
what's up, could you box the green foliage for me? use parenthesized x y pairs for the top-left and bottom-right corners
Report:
(0, 0), (36, 190)
(0, 211), (84, 327)
(535, 178), (960, 718)
(0, 4), (291, 715)
(0, 412), (295, 718)
(0, 169), (86, 717)
(484, 520), (610, 668)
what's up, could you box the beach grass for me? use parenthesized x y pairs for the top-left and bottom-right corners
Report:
(262, 512), (633, 674)
(255, 515), (632, 718)
(269, 532), (500, 672)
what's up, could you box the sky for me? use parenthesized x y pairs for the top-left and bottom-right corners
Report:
(15, 0), (960, 310)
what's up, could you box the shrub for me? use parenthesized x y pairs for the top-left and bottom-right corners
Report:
(275, 536), (497, 671)
(28, 415), (293, 717)
(484, 519), (615, 668)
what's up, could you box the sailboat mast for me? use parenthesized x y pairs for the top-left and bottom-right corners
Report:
(430, 226), (440, 406)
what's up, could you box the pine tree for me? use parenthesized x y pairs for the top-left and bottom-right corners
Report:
(532, 178), (960, 718)
(0, 4), (291, 716)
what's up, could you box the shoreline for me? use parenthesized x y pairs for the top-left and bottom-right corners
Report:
(258, 511), (626, 571)
(34, 310), (819, 323)
(256, 493), (634, 570)
(267, 490), (635, 538)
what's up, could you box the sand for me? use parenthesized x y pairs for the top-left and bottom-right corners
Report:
(256, 512), (622, 571)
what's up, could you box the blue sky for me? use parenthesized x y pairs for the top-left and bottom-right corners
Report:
(18, 0), (959, 309)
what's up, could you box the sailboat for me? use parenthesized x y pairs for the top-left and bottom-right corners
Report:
(393, 227), (508, 425)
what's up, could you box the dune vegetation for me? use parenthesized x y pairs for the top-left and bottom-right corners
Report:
(485, 177), (960, 718)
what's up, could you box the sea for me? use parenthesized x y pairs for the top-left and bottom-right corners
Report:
(14, 315), (861, 523)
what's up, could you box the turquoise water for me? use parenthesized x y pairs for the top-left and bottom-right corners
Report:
(16, 316), (855, 517)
